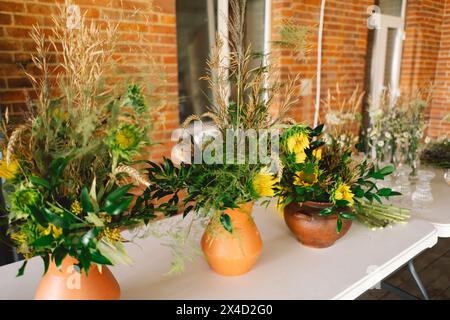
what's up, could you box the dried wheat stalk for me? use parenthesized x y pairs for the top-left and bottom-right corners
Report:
(6, 125), (28, 166)
(115, 165), (150, 188)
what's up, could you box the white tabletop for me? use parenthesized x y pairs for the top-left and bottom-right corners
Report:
(407, 169), (450, 238)
(0, 204), (438, 300)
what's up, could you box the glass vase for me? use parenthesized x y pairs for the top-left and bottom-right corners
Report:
(412, 170), (435, 209)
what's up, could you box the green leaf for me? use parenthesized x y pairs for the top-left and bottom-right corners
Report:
(335, 200), (350, 207)
(378, 165), (395, 176)
(50, 157), (69, 181)
(78, 249), (91, 276)
(80, 187), (94, 213)
(41, 255), (50, 275)
(42, 207), (67, 229)
(311, 123), (324, 136)
(29, 206), (48, 227)
(370, 172), (385, 180)
(52, 246), (67, 269)
(336, 218), (343, 234)
(364, 193), (374, 202)
(377, 188), (393, 197)
(104, 196), (133, 216)
(183, 205), (194, 218)
(353, 186), (365, 198)
(372, 193), (382, 204)
(104, 184), (133, 207)
(90, 251), (113, 265)
(220, 213), (233, 233)
(32, 234), (54, 247)
(16, 260), (28, 277)
(319, 207), (334, 216)
(340, 212), (356, 220)
(30, 177), (51, 189)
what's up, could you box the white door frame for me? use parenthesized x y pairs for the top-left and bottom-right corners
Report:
(215, 0), (271, 106)
(369, 0), (407, 109)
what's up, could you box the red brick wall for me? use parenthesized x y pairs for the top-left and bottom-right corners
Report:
(400, 0), (449, 138)
(429, 0), (450, 137)
(1, 0), (448, 154)
(0, 0), (178, 160)
(271, 0), (374, 125)
(400, 0), (445, 92)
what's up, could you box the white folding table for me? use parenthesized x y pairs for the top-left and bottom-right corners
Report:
(378, 168), (450, 299)
(0, 204), (438, 300)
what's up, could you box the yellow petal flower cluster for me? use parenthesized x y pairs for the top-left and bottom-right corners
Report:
(11, 231), (27, 244)
(332, 183), (354, 205)
(70, 200), (83, 216)
(11, 231), (32, 258)
(253, 168), (277, 197)
(101, 227), (123, 243)
(42, 223), (63, 238)
(293, 171), (318, 187)
(0, 156), (19, 179)
(286, 132), (310, 164)
(312, 148), (322, 160)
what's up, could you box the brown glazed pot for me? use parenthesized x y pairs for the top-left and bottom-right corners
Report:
(283, 201), (352, 248)
(201, 202), (263, 276)
(34, 256), (120, 300)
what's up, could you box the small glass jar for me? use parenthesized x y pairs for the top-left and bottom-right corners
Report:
(396, 165), (412, 196)
(412, 170), (435, 209)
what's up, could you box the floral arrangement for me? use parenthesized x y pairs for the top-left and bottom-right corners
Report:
(0, 6), (165, 275)
(277, 124), (406, 232)
(140, 0), (310, 272)
(365, 89), (431, 175)
(148, 0), (308, 231)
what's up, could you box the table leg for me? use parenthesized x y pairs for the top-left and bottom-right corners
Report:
(380, 259), (430, 300)
(408, 260), (430, 300)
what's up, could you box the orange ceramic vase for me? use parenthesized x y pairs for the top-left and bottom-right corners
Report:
(34, 256), (120, 300)
(201, 202), (263, 276)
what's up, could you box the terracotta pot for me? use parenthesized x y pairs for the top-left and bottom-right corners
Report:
(201, 202), (263, 276)
(283, 201), (352, 248)
(35, 256), (120, 300)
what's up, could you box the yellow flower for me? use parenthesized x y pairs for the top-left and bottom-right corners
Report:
(293, 171), (318, 187)
(313, 148), (322, 160)
(0, 156), (18, 179)
(116, 131), (136, 149)
(42, 223), (63, 238)
(253, 168), (277, 197)
(11, 231), (32, 258)
(286, 132), (310, 155)
(294, 151), (307, 164)
(107, 124), (143, 160)
(101, 227), (123, 243)
(70, 200), (83, 215)
(11, 231), (27, 244)
(332, 183), (354, 206)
